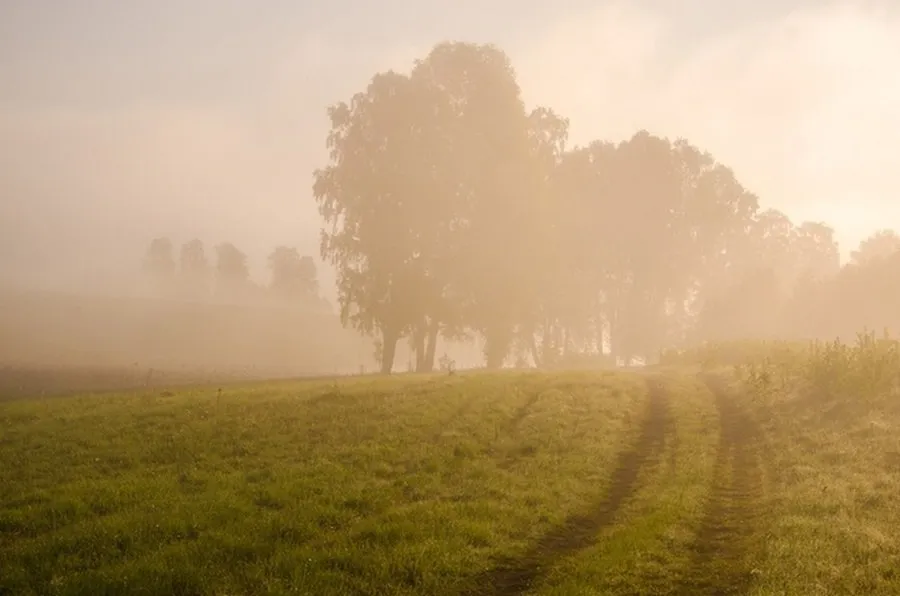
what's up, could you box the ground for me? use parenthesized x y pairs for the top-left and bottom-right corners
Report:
(1, 368), (898, 595)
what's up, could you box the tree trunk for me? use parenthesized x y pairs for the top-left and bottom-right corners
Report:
(484, 348), (504, 370)
(483, 325), (512, 370)
(380, 327), (399, 375)
(529, 333), (543, 369)
(423, 320), (440, 372)
(412, 324), (427, 372)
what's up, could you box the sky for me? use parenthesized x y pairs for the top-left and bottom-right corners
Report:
(1, 0), (899, 294)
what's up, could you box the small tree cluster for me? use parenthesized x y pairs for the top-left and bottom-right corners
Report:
(141, 238), (320, 305)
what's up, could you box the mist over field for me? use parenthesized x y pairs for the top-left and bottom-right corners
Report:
(5, 3), (900, 594)
(2, 0), (900, 382)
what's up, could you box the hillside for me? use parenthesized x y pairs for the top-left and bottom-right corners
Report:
(2, 341), (898, 594)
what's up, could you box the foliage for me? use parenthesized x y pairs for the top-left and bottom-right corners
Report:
(214, 242), (250, 297)
(309, 40), (854, 373)
(142, 237), (176, 293)
(178, 239), (210, 298)
(664, 331), (900, 404)
(130, 40), (900, 374)
(140, 239), (322, 307)
(268, 246), (318, 301)
(850, 229), (900, 265)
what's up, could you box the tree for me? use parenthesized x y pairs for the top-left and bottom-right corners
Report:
(606, 132), (691, 362)
(549, 141), (619, 360)
(696, 267), (784, 341)
(792, 221), (840, 281)
(514, 107), (581, 368)
(143, 237), (176, 293)
(851, 229), (900, 265)
(309, 38), (884, 367)
(215, 242), (250, 299)
(314, 41), (552, 373)
(747, 209), (795, 288)
(411, 42), (546, 369)
(789, 246), (900, 339)
(268, 246), (318, 301)
(179, 239), (210, 299)
(313, 66), (451, 374)
(554, 132), (760, 363)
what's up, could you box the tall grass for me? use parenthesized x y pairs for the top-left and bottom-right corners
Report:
(733, 331), (900, 403)
(662, 331), (900, 402)
(659, 340), (805, 369)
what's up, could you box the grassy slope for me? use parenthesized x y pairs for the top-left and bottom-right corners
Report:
(2, 367), (899, 595)
(1, 372), (649, 595)
(744, 382), (900, 595)
(533, 372), (720, 595)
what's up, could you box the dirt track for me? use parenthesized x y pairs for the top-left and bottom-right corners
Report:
(673, 373), (767, 595)
(464, 376), (671, 596)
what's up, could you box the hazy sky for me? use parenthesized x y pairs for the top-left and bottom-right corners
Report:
(2, 0), (899, 292)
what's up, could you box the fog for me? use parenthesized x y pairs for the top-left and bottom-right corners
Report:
(2, 1), (900, 385)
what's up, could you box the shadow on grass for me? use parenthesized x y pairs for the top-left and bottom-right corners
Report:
(461, 377), (671, 595)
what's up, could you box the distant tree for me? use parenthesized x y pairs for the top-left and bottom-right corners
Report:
(143, 237), (176, 293)
(790, 244), (900, 339)
(851, 229), (900, 266)
(179, 239), (210, 298)
(214, 242), (250, 299)
(268, 246), (318, 301)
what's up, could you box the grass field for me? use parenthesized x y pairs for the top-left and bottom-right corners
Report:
(2, 344), (899, 595)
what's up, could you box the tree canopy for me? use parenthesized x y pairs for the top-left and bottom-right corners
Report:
(312, 40), (892, 373)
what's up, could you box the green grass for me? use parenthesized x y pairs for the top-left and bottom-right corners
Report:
(744, 381), (900, 595)
(533, 372), (720, 595)
(3, 364), (900, 595)
(1, 372), (649, 595)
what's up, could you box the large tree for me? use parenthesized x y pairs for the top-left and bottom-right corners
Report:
(549, 132), (760, 363)
(313, 66), (453, 373)
(411, 42), (550, 369)
(310, 39), (878, 370)
(314, 41), (555, 372)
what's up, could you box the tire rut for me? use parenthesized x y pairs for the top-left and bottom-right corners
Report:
(462, 377), (671, 596)
(673, 373), (766, 596)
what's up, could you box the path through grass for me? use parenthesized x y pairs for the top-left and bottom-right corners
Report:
(1, 372), (648, 595)
(3, 365), (899, 595)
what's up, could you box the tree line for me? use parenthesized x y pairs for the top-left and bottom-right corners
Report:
(311, 41), (900, 374)
(142, 237), (323, 307)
